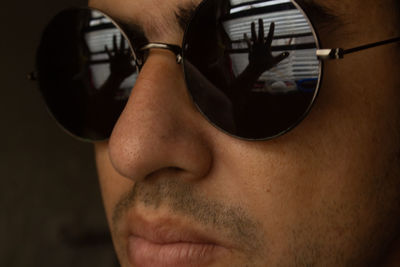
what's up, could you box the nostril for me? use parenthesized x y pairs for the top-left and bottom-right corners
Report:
(168, 166), (184, 171)
(143, 166), (196, 184)
(148, 166), (184, 177)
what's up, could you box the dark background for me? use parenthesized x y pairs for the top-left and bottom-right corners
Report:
(1, 0), (117, 266)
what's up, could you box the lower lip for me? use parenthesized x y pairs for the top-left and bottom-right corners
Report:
(128, 236), (226, 267)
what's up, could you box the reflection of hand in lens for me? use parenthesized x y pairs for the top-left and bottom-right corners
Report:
(86, 34), (134, 138)
(105, 34), (136, 81)
(244, 19), (289, 73)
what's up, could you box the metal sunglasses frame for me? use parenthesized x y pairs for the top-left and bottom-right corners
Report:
(140, 37), (400, 65)
(28, 3), (400, 141)
(29, 27), (400, 80)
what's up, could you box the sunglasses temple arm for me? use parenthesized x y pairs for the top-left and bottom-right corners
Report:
(316, 48), (344, 60)
(317, 36), (400, 60)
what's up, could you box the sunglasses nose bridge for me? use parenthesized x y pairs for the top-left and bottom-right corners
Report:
(140, 43), (183, 64)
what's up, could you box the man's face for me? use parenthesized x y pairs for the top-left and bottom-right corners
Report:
(90, 0), (400, 266)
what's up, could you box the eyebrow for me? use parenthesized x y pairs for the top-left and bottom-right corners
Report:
(113, 19), (148, 50)
(173, 0), (342, 32)
(113, 2), (197, 45)
(175, 3), (198, 33)
(116, 0), (342, 44)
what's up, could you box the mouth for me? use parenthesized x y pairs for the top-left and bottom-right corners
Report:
(126, 216), (230, 267)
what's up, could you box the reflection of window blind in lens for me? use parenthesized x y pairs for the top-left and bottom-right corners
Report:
(85, 13), (137, 90)
(225, 0), (319, 82)
(230, 0), (293, 13)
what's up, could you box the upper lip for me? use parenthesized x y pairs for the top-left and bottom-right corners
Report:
(124, 212), (224, 246)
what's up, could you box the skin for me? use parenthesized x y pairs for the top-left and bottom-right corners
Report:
(90, 0), (400, 266)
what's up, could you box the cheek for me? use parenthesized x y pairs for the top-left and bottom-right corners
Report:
(213, 129), (400, 264)
(94, 142), (134, 224)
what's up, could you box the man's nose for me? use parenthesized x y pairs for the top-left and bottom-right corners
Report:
(108, 49), (213, 182)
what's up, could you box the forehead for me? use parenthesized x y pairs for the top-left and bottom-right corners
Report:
(88, 0), (328, 39)
(89, 0), (202, 43)
(88, 0), (397, 45)
(88, 0), (392, 21)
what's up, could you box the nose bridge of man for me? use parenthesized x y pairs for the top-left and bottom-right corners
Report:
(107, 50), (214, 181)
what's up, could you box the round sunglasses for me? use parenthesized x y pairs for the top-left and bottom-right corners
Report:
(31, 0), (400, 141)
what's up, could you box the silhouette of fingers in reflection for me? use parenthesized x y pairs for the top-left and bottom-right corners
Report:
(86, 34), (134, 137)
(105, 34), (136, 81)
(244, 19), (289, 73)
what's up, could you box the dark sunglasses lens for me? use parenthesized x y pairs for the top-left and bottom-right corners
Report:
(183, 0), (321, 139)
(36, 8), (138, 141)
